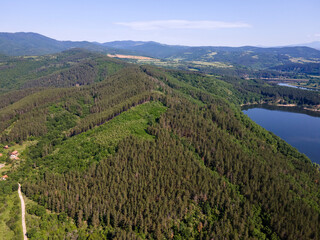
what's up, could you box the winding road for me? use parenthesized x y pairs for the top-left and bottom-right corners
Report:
(18, 184), (27, 240)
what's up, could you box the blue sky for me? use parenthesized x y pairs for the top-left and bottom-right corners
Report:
(1, 0), (320, 46)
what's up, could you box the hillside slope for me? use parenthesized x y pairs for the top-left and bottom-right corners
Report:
(0, 32), (132, 56)
(0, 53), (319, 239)
(0, 49), (128, 92)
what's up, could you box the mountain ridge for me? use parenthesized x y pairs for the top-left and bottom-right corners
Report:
(1, 32), (320, 58)
(289, 41), (320, 50)
(0, 32), (132, 56)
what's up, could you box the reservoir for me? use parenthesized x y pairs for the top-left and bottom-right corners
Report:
(242, 105), (320, 164)
(277, 83), (319, 92)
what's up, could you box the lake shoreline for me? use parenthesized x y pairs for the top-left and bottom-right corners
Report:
(241, 102), (320, 116)
(243, 107), (320, 164)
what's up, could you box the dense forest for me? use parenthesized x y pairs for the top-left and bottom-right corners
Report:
(271, 62), (320, 76)
(0, 49), (319, 239)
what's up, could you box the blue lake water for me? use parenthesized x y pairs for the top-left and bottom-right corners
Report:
(242, 106), (320, 164)
(278, 83), (319, 92)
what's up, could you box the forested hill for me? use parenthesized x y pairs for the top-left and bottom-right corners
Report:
(0, 49), (128, 92)
(0, 32), (134, 56)
(102, 40), (189, 58)
(0, 50), (319, 239)
(0, 32), (99, 56)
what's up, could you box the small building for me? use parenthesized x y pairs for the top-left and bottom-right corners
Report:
(9, 150), (19, 160)
(11, 150), (19, 156)
(1, 175), (8, 180)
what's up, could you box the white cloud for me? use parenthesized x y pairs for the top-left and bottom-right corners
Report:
(115, 20), (251, 31)
(315, 33), (320, 37)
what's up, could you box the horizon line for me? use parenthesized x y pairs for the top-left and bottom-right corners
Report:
(0, 31), (319, 49)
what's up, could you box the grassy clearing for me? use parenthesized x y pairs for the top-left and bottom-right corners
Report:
(92, 101), (167, 144)
(289, 57), (320, 63)
(125, 58), (184, 68)
(206, 52), (218, 57)
(0, 192), (23, 240)
(190, 61), (233, 68)
(36, 101), (167, 173)
(107, 54), (155, 60)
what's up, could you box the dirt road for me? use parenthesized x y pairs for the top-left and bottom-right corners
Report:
(18, 183), (27, 240)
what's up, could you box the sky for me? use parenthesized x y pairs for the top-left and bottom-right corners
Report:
(1, 0), (320, 46)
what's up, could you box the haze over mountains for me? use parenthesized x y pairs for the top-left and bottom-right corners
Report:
(289, 41), (320, 50)
(1, 32), (320, 59)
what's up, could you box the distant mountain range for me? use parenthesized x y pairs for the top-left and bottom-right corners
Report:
(290, 41), (320, 50)
(1, 32), (320, 70)
(0, 32), (102, 56)
(0, 32), (134, 56)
